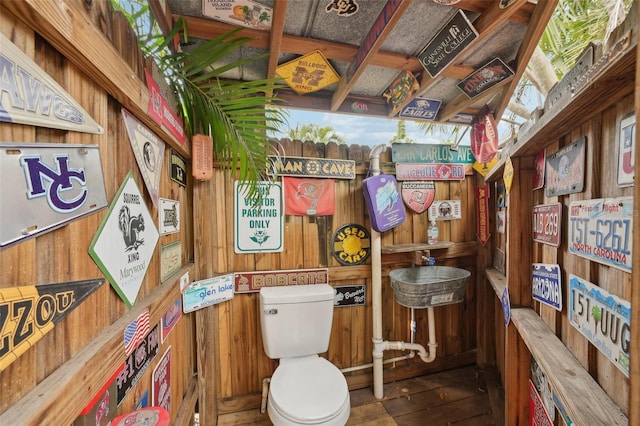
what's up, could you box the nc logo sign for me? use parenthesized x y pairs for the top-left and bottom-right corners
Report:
(21, 154), (88, 212)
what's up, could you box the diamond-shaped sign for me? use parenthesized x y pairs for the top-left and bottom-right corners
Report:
(89, 171), (159, 307)
(276, 50), (340, 94)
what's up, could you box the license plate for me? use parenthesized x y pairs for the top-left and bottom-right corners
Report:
(569, 275), (630, 377)
(568, 197), (633, 272)
(533, 203), (561, 246)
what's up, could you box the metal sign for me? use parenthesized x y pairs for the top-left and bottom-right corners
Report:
(533, 203), (561, 247)
(503, 156), (514, 193)
(0, 278), (104, 372)
(545, 43), (597, 115)
(418, 10), (478, 78)
(383, 70), (419, 106)
(398, 97), (441, 121)
(276, 50), (341, 95)
(428, 200), (462, 221)
(401, 181), (435, 214)
(159, 198), (180, 236)
(202, 0), (273, 30)
(152, 346), (171, 413)
(75, 365), (122, 426)
(392, 143), (474, 164)
(569, 197), (633, 272)
(332, 224), (371, 265)
(183, 274), (235, 313)
(89, 171), (159, 308)
(395, 163), (465, 181)
(472, 157), (499, 177)
(234, 268), (329, 293)
(145, 69), (185, 145)
(501, 287), (511, 326)
(545, 137), (586, 197)
(124, 308), (150, 357)
(110, 407), (170, 426)
(0, 33), (103, 134)
(122, 108), (165, 208)
(494, 248), (506, 275)
(529, 380), (553, 426)
(161, 298), (182, 343)
(1, 143), (108, 247)
(268, 156), (355, 179)
(617, 113), (635, 186)
(325, 0), (359, 16)
(573, 32), (630, 96)
(234, 181), (283, 253)
(569, 274), (630, 377)
(476, 185), (490, 245)
(533, 149), (546, 190)
(160, 241), (181, 283)
(496, 184), (506, 208)
(170, 150), (187, 187)
(117, 324), (159, 405)
(532, 264), (562, 311)
(457, 58), (514, 98)
(497, 210), (505, 234)
(531, 358), (556, 424)
(334, 285), (366, 307)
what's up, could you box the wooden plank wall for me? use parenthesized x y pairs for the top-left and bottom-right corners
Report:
(197, 140), (486, 412)
(0, 2), (196, 424)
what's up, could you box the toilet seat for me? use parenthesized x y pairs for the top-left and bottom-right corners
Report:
(268, 356), (350, 425)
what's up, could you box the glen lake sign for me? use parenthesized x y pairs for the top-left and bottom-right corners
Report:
(391, 143), (475, 164)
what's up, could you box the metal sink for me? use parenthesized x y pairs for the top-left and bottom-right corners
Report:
(389, 266), (471, 308)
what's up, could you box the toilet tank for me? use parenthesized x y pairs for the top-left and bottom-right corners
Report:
(259, 284), (336, 359)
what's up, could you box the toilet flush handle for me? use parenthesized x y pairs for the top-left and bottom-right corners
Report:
(264, 308), (278, 315)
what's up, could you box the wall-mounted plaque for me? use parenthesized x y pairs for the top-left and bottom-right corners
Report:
(276, 50), (340, 95)
(183, 274), (235, 313)
(545, 137), (586, 197)
(202, 0), (273, 30)
(1, 143), (108, 247)
(268, 156), (355, 179)
(334, 285), (366, 307)
(401, 181), (435, 214)
(234, 268), (329, 293)
(332, 224), (371, 265)
(531, 264), (562, 311)
(617, 113), (635, 187)
(428, 200), (462, 221)
(418, 10), (478, 78)
(234, 181), (283, 253)
(457, 58), (514, 98)
(159, 198), (180, 235)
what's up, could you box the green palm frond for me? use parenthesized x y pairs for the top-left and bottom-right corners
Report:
(148, 19), (288, 193)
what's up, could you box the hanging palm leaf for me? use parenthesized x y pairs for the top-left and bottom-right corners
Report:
(150, 20), (288, 191)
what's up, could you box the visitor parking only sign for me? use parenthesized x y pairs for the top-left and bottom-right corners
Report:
(235, 181), (283, 253)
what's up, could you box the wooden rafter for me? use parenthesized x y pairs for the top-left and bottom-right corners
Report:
(330, 0), (413, 112)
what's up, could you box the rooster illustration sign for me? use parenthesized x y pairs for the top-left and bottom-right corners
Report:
(89, 171), (159, 307)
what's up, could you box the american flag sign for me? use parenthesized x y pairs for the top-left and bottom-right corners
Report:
(124, 308), (150, 356)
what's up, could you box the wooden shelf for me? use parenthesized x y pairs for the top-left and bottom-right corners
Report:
(485, 267), (506, 298)
(510, 308), (628, 425)
(381, 241), (455, 254)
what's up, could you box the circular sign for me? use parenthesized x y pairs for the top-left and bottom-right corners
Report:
(110, 407), (170, 426)
(332, 224), (371, 266)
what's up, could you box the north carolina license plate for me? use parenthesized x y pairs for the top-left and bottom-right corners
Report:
(568, 197), (633, 272)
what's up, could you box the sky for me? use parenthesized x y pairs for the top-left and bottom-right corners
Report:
(271, 108), (456, 148)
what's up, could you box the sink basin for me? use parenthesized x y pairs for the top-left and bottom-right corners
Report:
(389, 266), (471, 308)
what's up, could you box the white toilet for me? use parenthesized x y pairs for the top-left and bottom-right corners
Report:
(259, 284), (351, 426)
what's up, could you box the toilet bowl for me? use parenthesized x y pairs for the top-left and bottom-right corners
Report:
(267, 356), (350, 425)
(259, 284), (351, 425)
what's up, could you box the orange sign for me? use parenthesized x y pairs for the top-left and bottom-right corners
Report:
(476, 185), (490, 246)
(276, 50), (341, 94)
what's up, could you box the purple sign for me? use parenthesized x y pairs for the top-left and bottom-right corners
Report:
(362, 174), (405, 232)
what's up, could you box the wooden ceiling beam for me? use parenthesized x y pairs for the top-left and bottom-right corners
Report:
(266, 0), (287, 80)
(329, 0), (413, 112)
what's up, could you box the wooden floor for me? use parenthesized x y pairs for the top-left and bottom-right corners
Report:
(217, 365), (505, 426)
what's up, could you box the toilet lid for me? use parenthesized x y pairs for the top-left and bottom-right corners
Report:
(270, 357), (349, 423)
